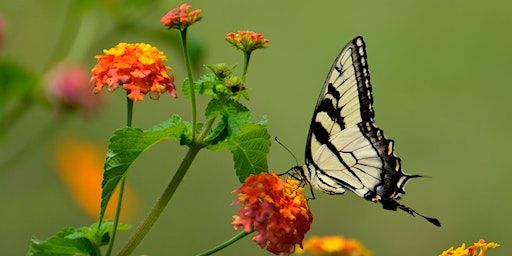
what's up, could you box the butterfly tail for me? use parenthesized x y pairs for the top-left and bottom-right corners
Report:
(396, 203), (441, 227)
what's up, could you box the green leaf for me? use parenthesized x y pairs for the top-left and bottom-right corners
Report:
(182, 74), (223, 98)
(208, 123), (271, 182)
(100, 115), (185, 221)
(29, 228), (97, 256)
(204, 99), (250, 145)
(66, 221), (131, 247)
(28, 221), (129, 256)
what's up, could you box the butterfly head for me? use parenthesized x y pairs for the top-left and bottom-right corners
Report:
(287, 165), (311, 184)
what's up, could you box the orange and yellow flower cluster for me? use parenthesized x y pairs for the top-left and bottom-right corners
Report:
(91, 42), (176, 101)
(232, 173), (313, 255)
(226, 30), (269, 53)
(160, 3), (202, 30)
(440, 239), (499, 256)
(298, 236), (372, 256)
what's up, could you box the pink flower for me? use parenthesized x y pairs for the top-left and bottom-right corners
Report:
(45, 63), (102, 116)
(160, 3), (202, 30)
(0, 13), (6, 50)
(232, 173), (313, 255)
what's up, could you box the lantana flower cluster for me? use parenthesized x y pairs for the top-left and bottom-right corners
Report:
(160, 3), (202, 30)
(232, 173), (313, 255)
(226, 30), (270, 53)
(440, 239), (500, 256)
(298, 236), (372, 256)
(91, 42), (176, 101)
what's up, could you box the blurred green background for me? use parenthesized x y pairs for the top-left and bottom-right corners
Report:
(1, 0), (511, 255)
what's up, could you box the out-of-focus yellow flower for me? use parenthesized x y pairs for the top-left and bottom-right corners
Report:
(232, 173), (313, 255)
(226, 30), (269, 53)
(91, 42), (176, 101)
(297, 236), (372, 256)
(440, 239), (500, 256)
(160, 3), (202, 30)
(54, 138), (137, 220)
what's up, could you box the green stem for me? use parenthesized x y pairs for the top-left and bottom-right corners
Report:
(116, 146), (201, 256)
(236, 51), (252, 101)
(242, 51), (252, 79)
(105, 177), (126, 256)
(197, 116), (217, 143)
(196, 231), (251, 256)
(106, 98), (133, 256)
(180, 29), (197, 143)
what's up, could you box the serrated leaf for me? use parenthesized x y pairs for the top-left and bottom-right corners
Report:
(100, 115), (185, 221)
(204, 99), (250, 145)
(182, 74), (222, 98)
(208, 123), (271, 182)
(29, 228), (97, 256)
(28, 221), (130, 256)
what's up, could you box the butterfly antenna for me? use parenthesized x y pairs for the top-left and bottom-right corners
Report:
(275, 137), (299, 166)
(397, 203), (441, 227)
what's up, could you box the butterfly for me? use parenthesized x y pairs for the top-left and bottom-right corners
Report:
(289, 36), (441, 227)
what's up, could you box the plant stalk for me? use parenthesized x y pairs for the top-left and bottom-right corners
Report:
(105, 97), (133, 256)
(116, 146), (201, 256)
(180, 28), (197, 142)
(196, 231), (251, 256)
(236, 51), (252, 101)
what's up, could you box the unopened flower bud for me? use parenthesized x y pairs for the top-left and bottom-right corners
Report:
(207, 63), (232, 79)
(224, 75), (244, 93)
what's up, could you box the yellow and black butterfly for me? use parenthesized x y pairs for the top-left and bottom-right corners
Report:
(289, 36), (440, 227)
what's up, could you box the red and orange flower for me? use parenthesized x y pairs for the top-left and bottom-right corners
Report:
(298, 236), (372, 256)
(160, 3), (202, 30)
(440, 239), (500, 256)
(91, 42), (176, 101)
(226, 30), (269, 53)
(232, 173), (313, 255)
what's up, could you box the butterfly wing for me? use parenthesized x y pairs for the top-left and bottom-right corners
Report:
(305, 36), (410, 200)
(302, 36), (441, 226)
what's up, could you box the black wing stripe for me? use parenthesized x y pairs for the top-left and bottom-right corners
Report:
(311, 122), (363, 184)
(352, 37), (375, 122)
(316, 168), (358, 190)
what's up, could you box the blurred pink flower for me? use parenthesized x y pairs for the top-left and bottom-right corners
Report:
(45, 63), (102, 116)
(0, 13), (5, 50)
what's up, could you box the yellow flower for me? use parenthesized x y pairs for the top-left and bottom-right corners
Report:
(54, 138), (137, 220)
(440, 239), (500, 256)
(298, 236), (372, 256)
